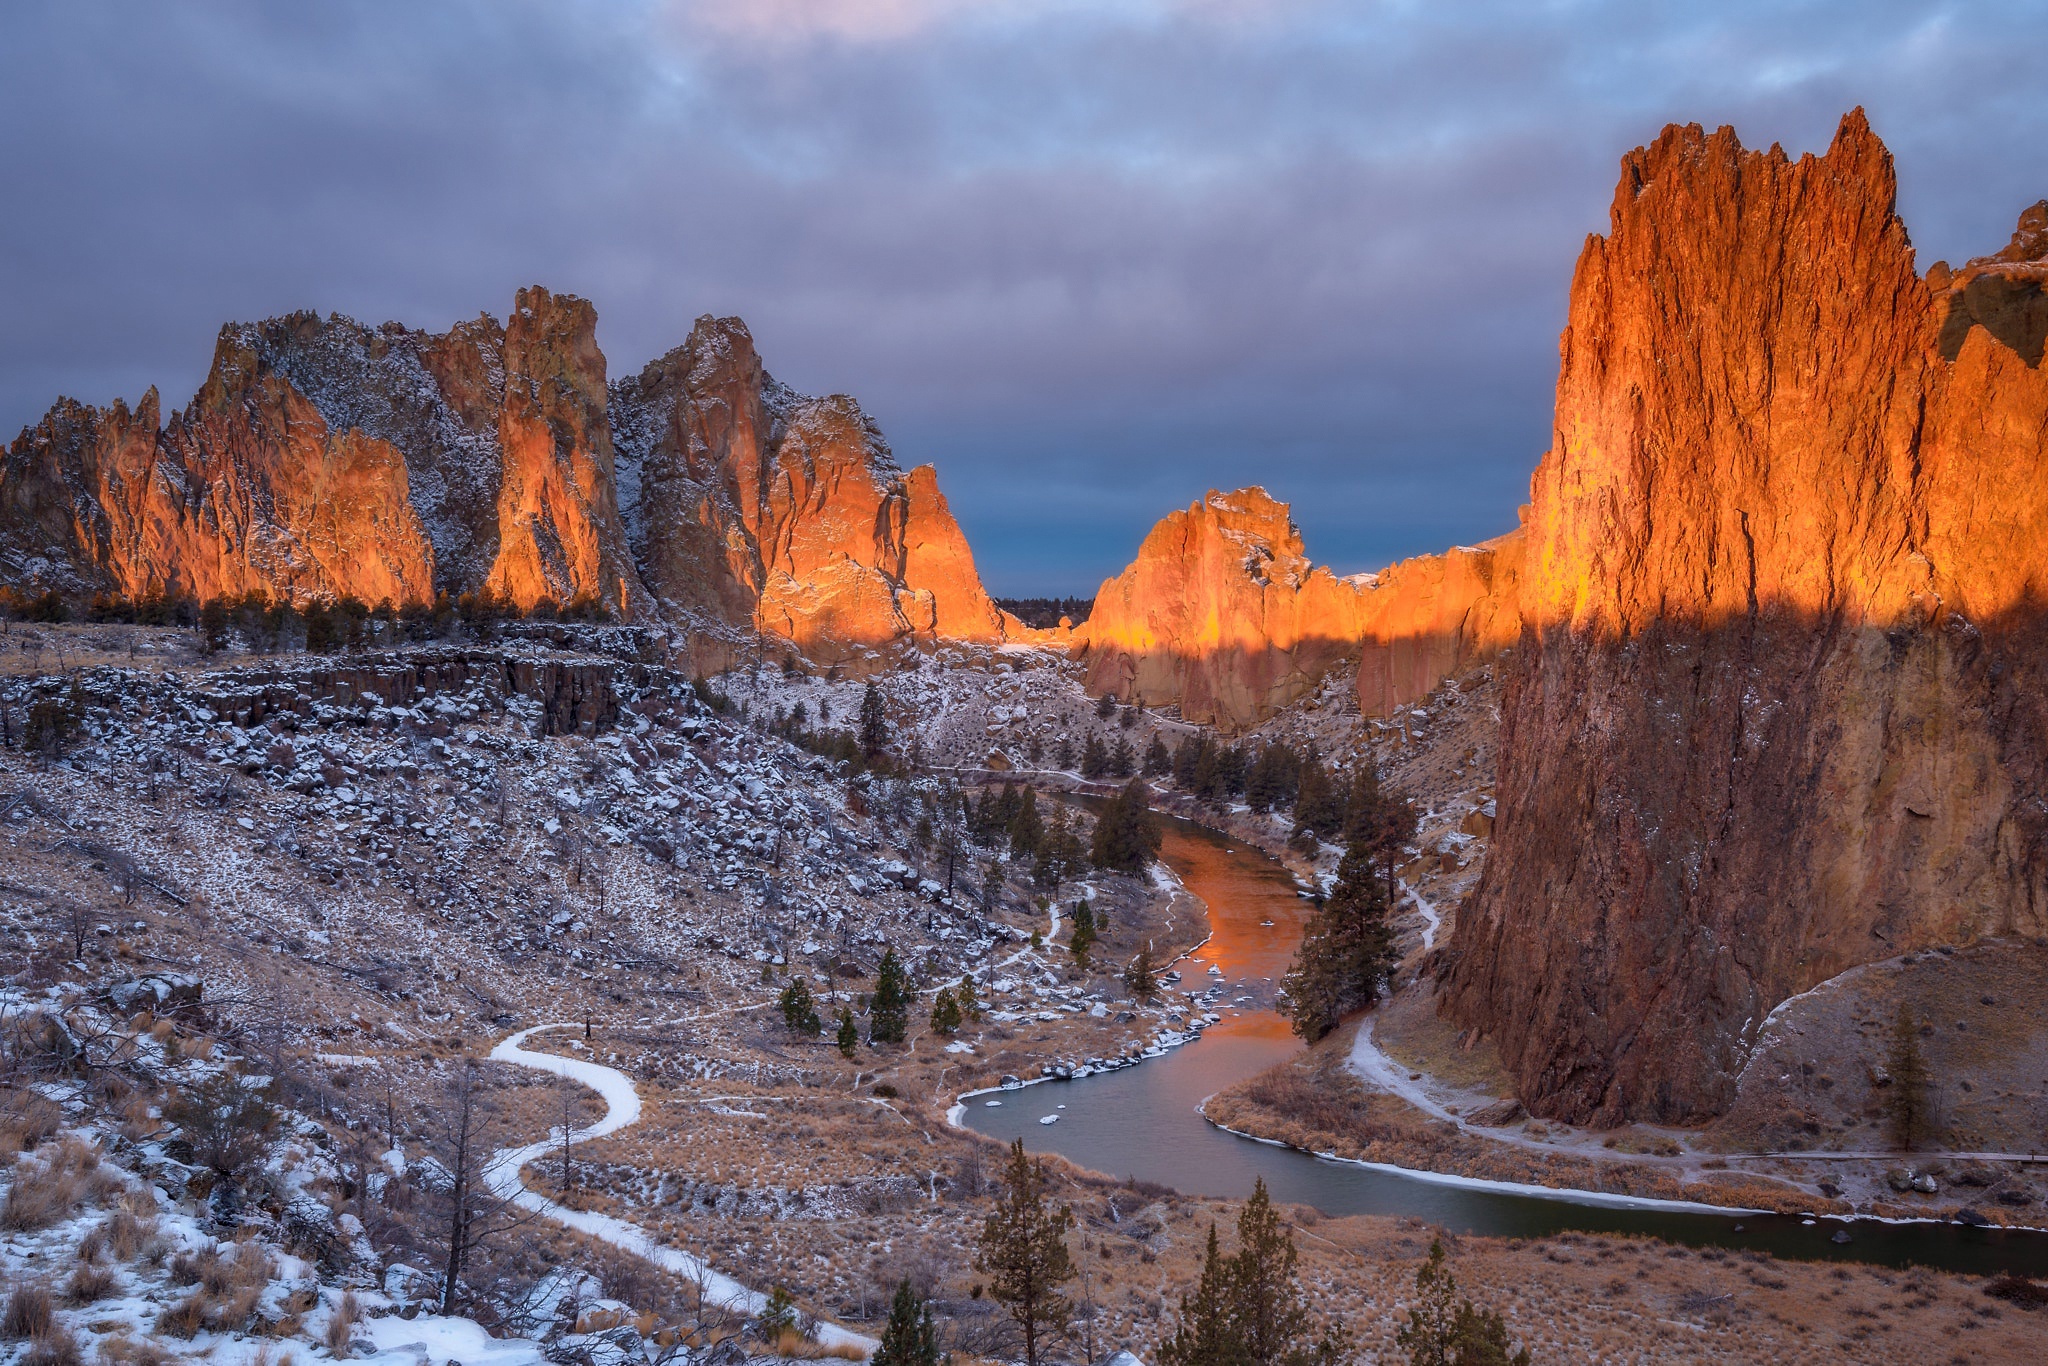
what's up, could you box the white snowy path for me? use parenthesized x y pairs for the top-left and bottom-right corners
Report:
(1347, 1017), (1696, 1166)
(486, 1025), (878, 1354)
(1404, 882), (1440, 953)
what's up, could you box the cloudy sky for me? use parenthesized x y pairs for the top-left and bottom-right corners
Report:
(4, 2), (2043, 593)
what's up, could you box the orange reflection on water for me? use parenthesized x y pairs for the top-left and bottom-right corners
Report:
(1154, 817), (1311, 1024)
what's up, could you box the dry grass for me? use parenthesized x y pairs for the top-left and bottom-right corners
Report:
(153, 1294), (208, 1341)
(3, 1282), (56, 1340)
(2, 1138), (118, 1232)
(93, 1336), (175, 1366)
(325, 1290), (360, 1357)
(765, 1330), (867, 1360)
(63, 1261), (118, 1306)
(22, 1327), (82, 1366)
(159, 1241), (274, 1337)
(0, 1089), (64, 1158)
(90, 1204), (157, 1262)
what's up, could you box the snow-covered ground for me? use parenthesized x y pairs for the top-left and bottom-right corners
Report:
(485, 1024), (878, 1353)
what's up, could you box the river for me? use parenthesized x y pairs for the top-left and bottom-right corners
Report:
(963, 812), (2048, 1277)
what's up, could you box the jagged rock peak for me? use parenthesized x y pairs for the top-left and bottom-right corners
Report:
(1442, 110), (2048, 1126)
(1, 291), (1009, 661)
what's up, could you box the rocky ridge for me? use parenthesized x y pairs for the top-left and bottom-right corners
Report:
(1079, 487), (1522, 730)
(1443, 110), (2048, 1125)
(1, 296), (1017, 666)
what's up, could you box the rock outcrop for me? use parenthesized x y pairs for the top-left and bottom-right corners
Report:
(1443, 111), (2048, 1125)
(1352, 527), (1525, 719)
(1079, 488), (1372, 729)
(1080, 487), (1524, 728)
(610, 314), (1015, 664)
(2, 298), (1014, 661)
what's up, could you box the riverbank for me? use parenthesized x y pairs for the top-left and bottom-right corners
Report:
(1202, 1020), (1829, 1216)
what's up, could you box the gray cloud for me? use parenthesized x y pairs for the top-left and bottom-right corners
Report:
(3, 1), (2042, 593)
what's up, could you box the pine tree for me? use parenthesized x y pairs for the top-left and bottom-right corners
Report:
(859, 682), (890, 761)
(1159, 1224), (1239, 1366)
(1293, 748), (1344, 839)
(836, 1008), (859, 1059)
(1032, 807), (1070, 892)
(955, 974), (984, 1022)
(1144, 734), (1172, 777)
(1081, 735), (1109, 779)
(1009, 786), (1045, 858)
(871, 1279), (942, 1366)
(199, 598), (230, 654)
(1282, 840), (1398, 1043)
(1346, 764), (1419, 903)
(1123, 947), (1158, 1000)
(1398, 1239), (1459, 1366)
(1887, 1002), (1932, 1151)
(1160, 1178), (1340, 1366)
(1228, 1178), (1322, 1366)
(870, 948), (911, 1044)
(1110, 736), (1135, 778)
(975, 1138), (1076, 1366)
(929, 988), (963, 1035)
(1091, 778), (1161, 874)
(778, 977), (822, 1035)
(1068, 900), (1097, 969)
(1395, 1239), (1527, 1366)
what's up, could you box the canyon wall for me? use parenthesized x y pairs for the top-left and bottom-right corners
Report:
(1080, 487), (1524, 729)
(1, 297), (1015, 662)
(1352, 527), (1525, 719)
(609, 314), (1015, 666)
(1079, 488), (1371, 729)
(1442, 111), (2048, 1125)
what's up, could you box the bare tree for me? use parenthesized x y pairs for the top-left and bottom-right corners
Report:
(427, 1060), (538, 1316)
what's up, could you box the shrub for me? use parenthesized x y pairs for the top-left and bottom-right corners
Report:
(2, 1141), (103, 1232)
(101, 1205), (157, 1261)
(64, 1260), (117, 1305)
(3, 1282), (55, 1339)
(93, 1336), (175, 1366)
(23, 1328), (81, 1366)
(155, 1294), (208, 1340)
(325, 1291), (360, 1358)
(1, 1091), (64, 1157)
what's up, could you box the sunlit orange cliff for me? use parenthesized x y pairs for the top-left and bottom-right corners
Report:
(1444, 110), (2048, 1124)
(1077, 488), (1523, 729)
(0, 295), (1022, 663)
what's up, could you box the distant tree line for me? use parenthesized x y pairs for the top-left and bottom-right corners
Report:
(993, 596), (1093, 628)
(0, 585), (617, 641)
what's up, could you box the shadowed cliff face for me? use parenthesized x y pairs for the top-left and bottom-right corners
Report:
(1, 298), (1014, 661)
(1443, 110), (2048, 1126)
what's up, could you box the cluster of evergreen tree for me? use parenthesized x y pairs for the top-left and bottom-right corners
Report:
(1395, 1239), (1532, 1365)
(1159, 1179), (1347, 1366)
(3, 584), (621, 651)
(1090, 778), (1161, 874)
(1078, 734), (1137, 779)
(971, 1150), (1524, 1366)
(1282, 840), (1399, 1043)
(991, 595), (1093, 629)
(766, 696), (868, 771)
